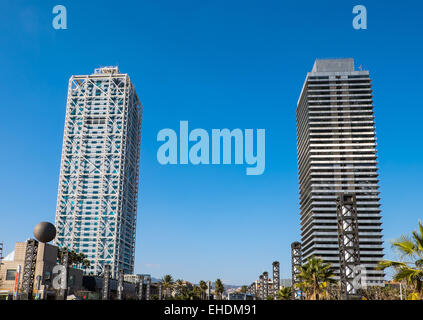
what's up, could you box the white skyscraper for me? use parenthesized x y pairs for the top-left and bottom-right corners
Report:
(55, 67), (142, 277)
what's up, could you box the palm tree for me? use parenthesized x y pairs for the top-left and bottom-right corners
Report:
(58, 247), (90, 270)
(239, 285), (248, 293)
(161, 274), (174, 298)
(276, 287), (291, 300)
(192, 285), (202, 300)
(199, 280), (208, 300)
(215, 279), (224, 300)
(174, 279), (184, 297)
(297, 256), (336, 300)
(378, 221), (423, 299)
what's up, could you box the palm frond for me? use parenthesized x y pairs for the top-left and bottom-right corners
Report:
(377, 259), (407, 270)
(392, 236), (417, 257)
(412, 230), (423, 254)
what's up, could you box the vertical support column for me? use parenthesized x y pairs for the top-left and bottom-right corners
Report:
(337, 193), (361, 300)
(21, 239), (39, 300)
(35, 275), (42, 300)
(263, 272), (269, 299)
(145, 275), (151, 300)
(117, 269), (124, 300)
(272, 261), (280, 299)
(102, 264), (111, 300)
(158, 283), (163, 300)
(0, 242), (3, 264)
(207, 281), (211, 300)
(57, 250), (69, 300)
(291, 241), (302, 300)
(13, 265), (22, 300)
(248, 282), (256, 299)
(137, 275), (144, 300)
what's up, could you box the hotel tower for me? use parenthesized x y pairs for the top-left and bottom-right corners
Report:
(55, 67), (142, 277)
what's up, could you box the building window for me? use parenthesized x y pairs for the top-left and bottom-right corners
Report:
(6, 269), (17, 281)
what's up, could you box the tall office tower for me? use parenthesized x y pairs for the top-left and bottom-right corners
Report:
(296, 59), (384, 286)
(55, 67), (142, 277)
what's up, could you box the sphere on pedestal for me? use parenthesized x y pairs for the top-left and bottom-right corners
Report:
(33, 222), (56, 243)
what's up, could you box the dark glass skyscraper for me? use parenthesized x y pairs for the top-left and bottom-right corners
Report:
(296, 59), (384, 286)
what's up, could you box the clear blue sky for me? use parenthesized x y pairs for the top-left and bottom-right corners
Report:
(0, 0), (422, 285)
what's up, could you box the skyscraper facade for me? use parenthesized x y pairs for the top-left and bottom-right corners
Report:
(296, 59), (384, 286)
(55, 67), (142, 277)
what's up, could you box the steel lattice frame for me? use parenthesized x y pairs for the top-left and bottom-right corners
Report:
(253, 281), (258, 299)
(55, 67), (143, 278)
(272, 261), (280, 299)
(263, 272), (269, 299)
(259, 275), (264, 300)
(247, 283), (255, 297)
(207, 281), (211, 300)
(337, 194), (361, 299)
(20, 239), (39, 300)
(0, 242), (3, 289)
(249, 282), (258, 299)
(291, 241), (302, 300)
(0, 242), (3, 271)
(137, 275), (145, 300)
(102, 264), (111, 300)
(158, 283), (163, 300)
(145, 275), (151, 300)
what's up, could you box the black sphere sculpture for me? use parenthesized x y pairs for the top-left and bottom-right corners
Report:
(33, 222), (57, 243)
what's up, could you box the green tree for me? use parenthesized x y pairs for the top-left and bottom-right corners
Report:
(199, 280), (208, 300)
(239, 285), (248, 293)
(161, 274), (174, 299)
(361, 285), (400, 300)
(58, 247), (90, 269)
(174, 279), (184, 297)
(172, 283), (201, 300)
(215, 279), (224, 300)
(378, 221), (423, 299)
(297, 256), (336, 300)
(276, 287), (291, 300)
(192, 285), (202, 300)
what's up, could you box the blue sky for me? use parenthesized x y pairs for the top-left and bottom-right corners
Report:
(0, 0), (422, 285)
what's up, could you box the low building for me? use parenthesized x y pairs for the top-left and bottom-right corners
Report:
(79, 274), (162, 300)
(81, 275), (138, 300)
(227, 292), (255, 300)
(0, 240), (83, 300)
